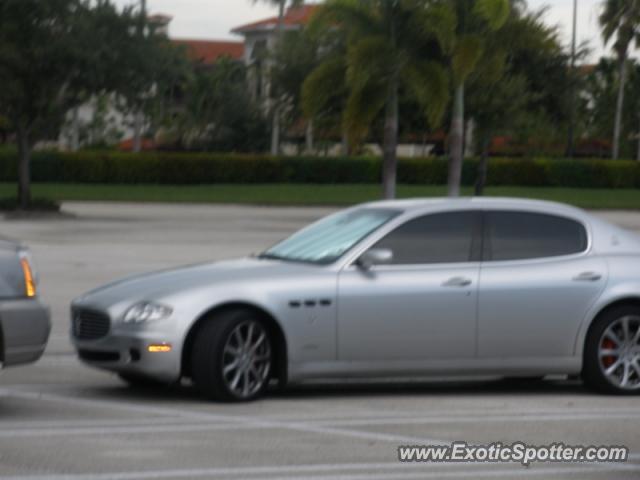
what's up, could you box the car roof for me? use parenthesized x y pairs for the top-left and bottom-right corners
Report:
(364, 197), (586, 218)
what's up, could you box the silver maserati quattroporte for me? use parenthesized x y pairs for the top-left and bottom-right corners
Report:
(71, 198), (640, 401)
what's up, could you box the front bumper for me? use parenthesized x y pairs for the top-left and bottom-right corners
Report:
(0, 298), (50, 368)
(72, 329), (182, 384)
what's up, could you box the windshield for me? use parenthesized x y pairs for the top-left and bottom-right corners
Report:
(260, 208), (401, 265)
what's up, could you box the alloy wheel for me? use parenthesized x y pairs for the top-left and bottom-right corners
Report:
(598, 316), (640, 391)
(221, 320), (271, 399)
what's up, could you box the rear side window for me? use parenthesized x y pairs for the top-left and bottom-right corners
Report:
(485, 211), (588, 261)
(373, 211), (480, 264)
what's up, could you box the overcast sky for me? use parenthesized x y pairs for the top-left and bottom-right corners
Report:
(113, 0), (610, 61)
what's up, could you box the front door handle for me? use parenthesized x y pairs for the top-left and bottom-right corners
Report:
(573, 272), (602, 282)
(442, 277), (472, 287)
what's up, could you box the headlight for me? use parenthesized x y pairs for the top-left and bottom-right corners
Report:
(123, 302), (172, 324)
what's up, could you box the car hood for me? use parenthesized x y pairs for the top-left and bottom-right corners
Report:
(75, 257), (320, 308)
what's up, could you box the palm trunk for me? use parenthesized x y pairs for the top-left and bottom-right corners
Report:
(566, 0), (578, 158)
(613, 56), (627, 160)
(305, 119), (314, 153)
(71, 107), (80, 152)
(637, 110), (640, 162)
(382, 76), (399, 200)
(133, 0), (147, 154)
(16, 122), (32, 210)
(448, 83), (465, 197)
(270, 113), (280, 155)
(133, 110), (143, 153)
(474, 133), (491, 196)
(270, 0), (287, 156)
(341, 129), (349, 156)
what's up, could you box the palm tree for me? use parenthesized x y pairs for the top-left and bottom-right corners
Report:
(443, 0), (510, 197)
(303, 0), (450, 199)
(253, 0), (304, 155)
(599, 0), (640, 160)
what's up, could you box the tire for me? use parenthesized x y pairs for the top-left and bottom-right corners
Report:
(191, 309), (273, 402)
(583, 305), (640, 395)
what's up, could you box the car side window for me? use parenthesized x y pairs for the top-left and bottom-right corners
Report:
(372, 211), (480, 265)
(484, 211), (588, 261)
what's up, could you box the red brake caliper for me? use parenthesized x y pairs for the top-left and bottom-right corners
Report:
(601, 338), (617, 368)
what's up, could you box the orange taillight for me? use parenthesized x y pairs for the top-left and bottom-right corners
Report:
(20, 257), (36, 297)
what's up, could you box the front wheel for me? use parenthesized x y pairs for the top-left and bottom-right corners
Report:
(583, 306), (640, 394)
(191, 310), (272, 402)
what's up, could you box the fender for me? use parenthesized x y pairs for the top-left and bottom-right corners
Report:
(574, 284), (640, 359)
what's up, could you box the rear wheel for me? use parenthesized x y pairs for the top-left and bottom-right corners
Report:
(583, 306), (640, 394)
(191, 310), (272, 402)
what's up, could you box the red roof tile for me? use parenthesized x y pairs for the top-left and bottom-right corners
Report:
(232, 5), (318, 34)
(172, 39), (244, 64)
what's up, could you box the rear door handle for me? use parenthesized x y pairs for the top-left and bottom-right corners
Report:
(573, 272), (602, 282)
(442, 277), (472, 287)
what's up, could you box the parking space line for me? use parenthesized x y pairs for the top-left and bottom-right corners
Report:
(0, 418), (203, 429)
(3, 386), (640, 445)
(311, 411), (640, 427)
(3, 388), (640, 440)
(0, 423), (259, 438)
(258, 406), (640, 421)
(0, 461), (637, 480)
(0, 388), (448, 445)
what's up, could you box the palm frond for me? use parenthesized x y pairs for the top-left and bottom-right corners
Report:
(346, 35), (395, 90)
(472, 47), (506, 85)
(474, 0), (510, 30)
(307, 0), (382, 39)
(402, 60), (450, 127)
(417, 2), (457, 54)
(301, 57), (347, 117)
(599, 0), (640, 54)
(452, 34), (485, 85)
(343, 79), (386, 146)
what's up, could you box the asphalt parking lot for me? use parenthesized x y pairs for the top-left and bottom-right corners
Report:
(1, 202), (640, 479)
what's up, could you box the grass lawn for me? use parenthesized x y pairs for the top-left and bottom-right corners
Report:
(0, 183), (638, 209)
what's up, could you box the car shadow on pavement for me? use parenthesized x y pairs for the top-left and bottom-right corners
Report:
(77, 376), (595, 404)
(270, 377), (592, 400)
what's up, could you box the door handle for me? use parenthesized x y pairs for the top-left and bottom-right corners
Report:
(442, 277), (472, 287)
(573, 272), (602, 282)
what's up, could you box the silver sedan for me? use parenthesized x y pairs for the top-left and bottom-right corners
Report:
(0, 240), (50, 371)
(71, 198), (640, 401)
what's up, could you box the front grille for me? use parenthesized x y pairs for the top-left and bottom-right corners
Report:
(72, 308), (110, 340)
(78, 349), (120, 362)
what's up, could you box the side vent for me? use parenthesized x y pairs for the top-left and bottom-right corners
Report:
(288, 299), (333, 308)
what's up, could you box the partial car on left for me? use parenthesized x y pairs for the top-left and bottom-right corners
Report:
(0, 240), (50, 370)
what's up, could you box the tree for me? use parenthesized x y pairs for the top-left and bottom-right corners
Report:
(303, 0), (450, 199)
(583, 58), (640, 159)
(439, 0), (510, 197)
(0, 0), (180, 208)
(467, 4), (566, 194)
(117, 8), (187, 153)
(301, 16), (350, 155)
(252, 0), (304, 155)
(178, 58), (269, 152)
(599, 0), (640, 160)
(271, 29), (320, 152)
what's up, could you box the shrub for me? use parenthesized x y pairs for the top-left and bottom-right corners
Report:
(0, 150), (638, 188)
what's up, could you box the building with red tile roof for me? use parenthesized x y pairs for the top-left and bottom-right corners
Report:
(172, 39), (244, 64)
(231, 5), (318, 34)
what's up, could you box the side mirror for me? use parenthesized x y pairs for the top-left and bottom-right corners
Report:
(356, 248), (393, 270)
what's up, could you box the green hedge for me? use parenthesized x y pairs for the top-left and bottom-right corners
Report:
(0, 150), (638, 188)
